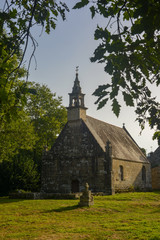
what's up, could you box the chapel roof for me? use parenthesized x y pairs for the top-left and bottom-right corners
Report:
(85, 115), (148, 163)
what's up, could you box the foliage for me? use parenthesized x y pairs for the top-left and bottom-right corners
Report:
(0, 63), (67, 194)
(73, 0), (160, 144)
(140, 147), (147, 156)
(0, 150), (39, 195)
(0, 40), (39, 125)
(0, 0), (69, 78)
(0, 82), (67, 194)
(0, 192), (160, 239)
(0, 1), (69, 122)
(26, 82), (67, 150)
(0, 1), (68, 193)
(136, 97), (160, 145)
(0, 44), (27, 122)
(0, 108), (38, 194)
(0, 110), (37, 163)
(0, 0), (69, 121)
(25, 82), (67, 171)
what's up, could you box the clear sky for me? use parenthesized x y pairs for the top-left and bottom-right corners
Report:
(25, 1), (159, 154)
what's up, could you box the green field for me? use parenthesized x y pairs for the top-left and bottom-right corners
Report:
(0, 192), (160, 240)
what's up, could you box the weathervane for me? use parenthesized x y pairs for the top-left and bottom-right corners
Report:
(76, 66), (79, 74)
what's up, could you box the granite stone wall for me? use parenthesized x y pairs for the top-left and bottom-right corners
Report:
(113, 159), (152, 191)
(41, 119), (109, 193)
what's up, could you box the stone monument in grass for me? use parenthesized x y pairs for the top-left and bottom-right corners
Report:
(79, 183), (94, 207)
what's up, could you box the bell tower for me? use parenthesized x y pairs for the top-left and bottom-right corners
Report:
(67, 67), (87, 121)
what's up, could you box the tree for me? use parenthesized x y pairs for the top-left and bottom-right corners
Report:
(26, 82), (67, 149)
(0, 81), (67, 195)
(73, 0), (160, 144)
(0, 110), (37, 162)
(0, 38), (40, 194)
(0, 41), (38, 161)
(0, 1), (69, 121)
(25, 82), (67, 169)
(0, 44), (26, 121)
(140, 148), (146, 156)
(0, 149), (39, 195)
(0, 103), (39, 195)
(0, 37), (40, 124)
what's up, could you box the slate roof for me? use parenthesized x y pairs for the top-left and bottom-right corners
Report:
(149, 146), (160, 168)
(85, 115), (148, 163)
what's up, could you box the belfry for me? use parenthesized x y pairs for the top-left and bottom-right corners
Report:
(67, 68), (87, 121)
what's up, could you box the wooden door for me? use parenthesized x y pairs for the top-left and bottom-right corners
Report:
(71, 180), (79, 193)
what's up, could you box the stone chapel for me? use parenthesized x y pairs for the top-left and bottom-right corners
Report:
(41, 72), (152, 194)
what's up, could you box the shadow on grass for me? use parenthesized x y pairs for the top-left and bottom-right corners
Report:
(44, 204), (80, 213)
(152, 191), (160, 194)
(0, 197), (25, 204)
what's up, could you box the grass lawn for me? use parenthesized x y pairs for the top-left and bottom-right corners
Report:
(0, 192), (160, 240)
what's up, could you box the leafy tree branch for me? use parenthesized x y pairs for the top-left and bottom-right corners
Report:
(0, 0), (69, 80)
(73, 0), (160, 144)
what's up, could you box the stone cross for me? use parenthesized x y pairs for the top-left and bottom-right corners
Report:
(76, 66), (79, 74)
(79, 183), (94, 207)
(85, 182), (89, 191)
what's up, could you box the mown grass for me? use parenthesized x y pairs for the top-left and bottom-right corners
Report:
(0, 192), (160, 240)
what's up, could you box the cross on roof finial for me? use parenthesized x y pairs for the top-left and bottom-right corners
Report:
(76, 66), (79, 74)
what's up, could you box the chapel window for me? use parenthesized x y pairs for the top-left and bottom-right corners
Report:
(119, 165), (124, 181)
(142, 166), (146, 182)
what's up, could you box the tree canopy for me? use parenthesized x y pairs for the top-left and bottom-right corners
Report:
(25, 82), (67, 168)
(73, 0), (160, 144)
(0, 78), (67, 194)
(0, 0), (68, 122)
(0, 1), (68, 194)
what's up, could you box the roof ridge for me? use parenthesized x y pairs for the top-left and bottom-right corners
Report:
(86, 115), (123, 130)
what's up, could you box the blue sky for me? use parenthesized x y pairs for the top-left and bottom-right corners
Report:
(24, 1), (159, 153)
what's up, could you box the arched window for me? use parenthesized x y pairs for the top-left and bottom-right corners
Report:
(142, 166), (146, 182)
(119, 165), (124, 181)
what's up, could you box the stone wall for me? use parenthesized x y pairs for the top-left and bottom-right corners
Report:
(9, 192), (81, 199)
(67, 107), (87, 121)
(41, 119), (108, 193)
(113, 159), (152, 192)
(152, 166), (160, 190)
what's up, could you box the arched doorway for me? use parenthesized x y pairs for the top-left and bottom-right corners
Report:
(71, 180), (79, 193)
